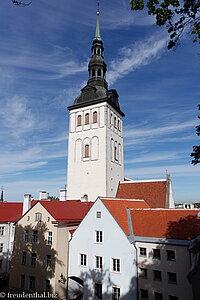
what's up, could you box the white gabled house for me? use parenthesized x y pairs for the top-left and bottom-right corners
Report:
(68, 197), (149, 300)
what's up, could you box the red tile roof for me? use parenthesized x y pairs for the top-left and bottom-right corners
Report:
(31, 200), (93, 222)
(101, 198), (149, 235)
(130, 209), (200, 240)
(0, 202), (23, 223)
(116, 180), (167, 208)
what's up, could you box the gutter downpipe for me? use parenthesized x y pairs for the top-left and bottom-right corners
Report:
(66, 231), (73, 300)
(126, 208), (138, 300)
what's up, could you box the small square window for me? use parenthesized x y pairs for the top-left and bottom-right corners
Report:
(96, 211), (101, 218)
(155, 292), (163, 300)
(153, 249), (160, 259)
(140, 268), (147, 278)
(141, 289), (148, 300)
(169, 296), (178, 300)
(112, 258), (120, 272)
(80, 254), (87, 266)
(153, 270), (162, 281)
(96, 231), (103, 243)
(168, 272), (177, 284)
(94, 282), (102, 299)
(112, 287), (120, 300)
(140, 247), (147, 257)
(167, 250), (175, 261)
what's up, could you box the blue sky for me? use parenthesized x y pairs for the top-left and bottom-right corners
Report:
(0, 0), (199, 203)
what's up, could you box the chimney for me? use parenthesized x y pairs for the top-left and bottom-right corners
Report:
(39, 191), (49, 200)
(23, 194), (32, 215)
(80, 194), (88, 202)
(60, 188), (67, 201)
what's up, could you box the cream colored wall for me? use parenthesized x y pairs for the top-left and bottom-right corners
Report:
(136, 241), (192, 300)
(9, 203), (57, 293)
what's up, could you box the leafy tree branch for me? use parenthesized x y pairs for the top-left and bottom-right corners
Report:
(191, 104), (200, 165)
(130, 0), (200, 49)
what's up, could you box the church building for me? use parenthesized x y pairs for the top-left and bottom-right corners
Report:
(66, 8), (125, 201)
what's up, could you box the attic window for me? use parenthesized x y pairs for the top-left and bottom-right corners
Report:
(96, 211), (101, 219)
(35, 213), (42, 221)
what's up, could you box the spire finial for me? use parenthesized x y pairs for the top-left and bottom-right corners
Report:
(95, 0), (101, 39)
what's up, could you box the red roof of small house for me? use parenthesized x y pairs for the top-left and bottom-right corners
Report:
(101, 197), (149, 235)
(116, 180), (167, 208)
(0, 202), (23, 223)
(130, 209), (200, 240)
(31, 200), (93, 222)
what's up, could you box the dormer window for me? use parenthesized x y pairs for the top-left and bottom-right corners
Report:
(77, 115), (82, 126)
(93, 111), (97, 123)
(85, 144), (89, 158)
(85, 113), (89, 125)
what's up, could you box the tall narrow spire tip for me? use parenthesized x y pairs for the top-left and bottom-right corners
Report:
(95, 0), (101, 39)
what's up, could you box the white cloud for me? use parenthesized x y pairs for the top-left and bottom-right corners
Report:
(126, 151), (185, 163)
(107, 33), (168, 85)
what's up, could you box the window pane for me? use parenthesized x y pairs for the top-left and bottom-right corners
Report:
(85, 113), (89, 125)
(93, 111), (97, 123)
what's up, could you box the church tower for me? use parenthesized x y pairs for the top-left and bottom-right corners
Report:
(66, 6), (125, 201)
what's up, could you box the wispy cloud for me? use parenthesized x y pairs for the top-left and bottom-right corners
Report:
(126, 151), (185, 164)
(107, 33), (168, 85)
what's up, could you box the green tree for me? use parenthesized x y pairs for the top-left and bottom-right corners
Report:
(191, 104), (200, 165)
(48, 196), (59, 200)
(130, 0), (200, 49)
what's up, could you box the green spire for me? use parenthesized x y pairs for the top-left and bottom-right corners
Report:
(95, 1), (101, 40)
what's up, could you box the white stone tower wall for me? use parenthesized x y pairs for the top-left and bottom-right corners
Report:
(66, 102), (124, 201)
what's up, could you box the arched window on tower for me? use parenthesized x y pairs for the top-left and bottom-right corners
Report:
(98, 49), (100, 55)
(98, 69), (101, 77)
(77, 115), (82, 126)
(110, 113), (112, 126)
(114, 117), (117, 128)
(118, 120), (120, 131)
(84, 144), (89, 158)
(92, 69), (95, 77)
(93, 111), (97, 123)
(85, 113), (89, 125)
(114, 146), (118, 161)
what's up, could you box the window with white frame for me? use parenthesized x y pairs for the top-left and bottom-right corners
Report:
(80, 254), (87, 266)
(35, 212), (42, 221)
(94, 282), (102, 299)
(168, 272), (177, 284)
(95, 231), (103, 243)
(96, 211), (101, 219)
(47, 232), (52, 245)
(46, 255), (52, 269)
(167, 250), (176, 261)
(112, 258), (120, 272)
(0, 243), (3, 253)
(31, 230), (38, 243)
(112, 287), (120, 300)
(24, 229), (28, 242)
(0, 226), (5, 236)
(139, 247), (147, 257)
(95, 256), (103, 269)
